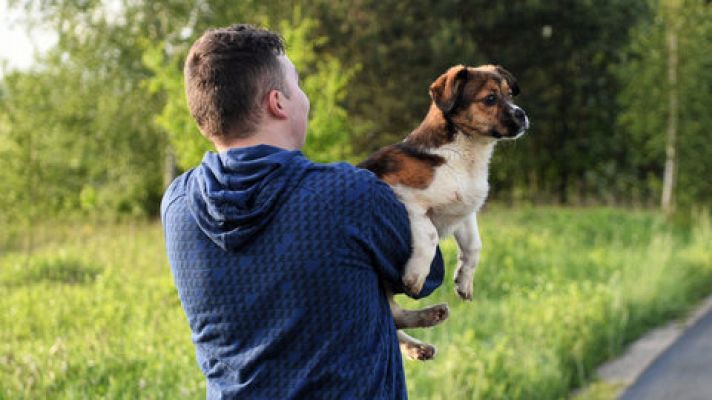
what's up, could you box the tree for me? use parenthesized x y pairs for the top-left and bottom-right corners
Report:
(661, 0), (680, 213)
(3, 0), (710, 221)
(1, 0), (167, 220)
(308, 0), (650, 204)
(617, 0), (712, 210)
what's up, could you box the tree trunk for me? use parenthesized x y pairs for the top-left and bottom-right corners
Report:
(558, 170), (569, 205)
(661, 21), (678, 214)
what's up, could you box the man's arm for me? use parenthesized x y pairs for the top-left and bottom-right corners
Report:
(364, 178), (444, 298)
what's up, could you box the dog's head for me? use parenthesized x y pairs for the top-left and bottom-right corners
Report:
(430, 64), (529, 140)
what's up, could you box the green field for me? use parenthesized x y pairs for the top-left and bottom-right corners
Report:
(1, 207), (711, 399)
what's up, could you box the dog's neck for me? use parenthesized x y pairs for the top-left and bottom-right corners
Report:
(406, 104), (452, 148)
(406, 104), (497, 174)
(436, 129), (496, 181)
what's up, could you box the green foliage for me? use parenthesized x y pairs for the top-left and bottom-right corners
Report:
(398, 207), (712, 398)
(616, 0), (712, 208)
(306, 0), (656, 206)
(0, 3), (166, 221)
(575, 381), (626, 400)
(143, 41), (211, 170)
(279, 13), (359, 163)
(1, 208), (711, 398)
(144, 8), (358, 169)
(308, 0), (480, 151)
(1, 0), (711, 221)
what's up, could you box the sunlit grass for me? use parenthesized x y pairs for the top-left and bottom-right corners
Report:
(400, 207), (712, 399)
(0, 224), (202, 399)
(1, 208), (710, 399)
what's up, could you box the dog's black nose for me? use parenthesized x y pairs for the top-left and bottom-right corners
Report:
(513, 108), (526, 123)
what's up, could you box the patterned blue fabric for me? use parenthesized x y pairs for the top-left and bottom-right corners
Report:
(161, 145), (444, 399)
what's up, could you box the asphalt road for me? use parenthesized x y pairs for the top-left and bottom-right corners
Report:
(620, 307), (712, 400)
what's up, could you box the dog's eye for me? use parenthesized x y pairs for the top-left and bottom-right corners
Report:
(483, 94), (498, 106)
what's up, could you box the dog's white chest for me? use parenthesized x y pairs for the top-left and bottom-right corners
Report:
(427, 161), (489, 235)
(394, 135), (495, 236)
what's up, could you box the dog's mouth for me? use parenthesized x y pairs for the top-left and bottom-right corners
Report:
(513, 115), (530, 138)
(489, 122), (528, 140)
(497, 109), (529, 140)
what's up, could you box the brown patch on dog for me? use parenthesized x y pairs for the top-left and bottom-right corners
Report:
(405, 108), (452, 148)
(470, 64), (518, 97)
(358, 144), (445, 189)
(429, 65), (469, 114)
(451, 75), (505, 136)
(381, 155), (433, 188)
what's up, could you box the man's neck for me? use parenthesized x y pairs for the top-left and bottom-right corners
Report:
(214, 125), (300, 152)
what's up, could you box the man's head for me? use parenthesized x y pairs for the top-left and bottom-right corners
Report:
(184, 24), (309, 149)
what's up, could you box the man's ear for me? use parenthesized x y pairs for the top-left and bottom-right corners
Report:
(430, 65), (469, 114)
(495, 66), (520, 96)
(266, 90), (288, 119)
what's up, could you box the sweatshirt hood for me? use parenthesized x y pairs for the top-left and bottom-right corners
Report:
(187, 144), (311, 251)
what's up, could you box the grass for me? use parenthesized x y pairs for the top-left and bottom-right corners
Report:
(1, 207), (711, 399)
(0, 224), (201, 399)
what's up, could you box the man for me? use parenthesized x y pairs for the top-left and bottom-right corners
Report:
(161, 24), (444, 399)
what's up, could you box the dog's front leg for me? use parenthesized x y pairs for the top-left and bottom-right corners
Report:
(401, 203), (440, 296)
(453, 212), (482, 300)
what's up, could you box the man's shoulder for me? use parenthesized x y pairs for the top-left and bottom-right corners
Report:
(297, 161), (405, 223)
(160, 169), (195, 219)
(301, 161), (385, 203)
(306, 161), (374, 181)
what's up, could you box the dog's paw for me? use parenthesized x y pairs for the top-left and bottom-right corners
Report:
(421, 303), (449, 327)
(403, 342), (437, 361)
(393, 303), (449, 329)
(403, 271), (427, 297)
(454, 276), (473, 301)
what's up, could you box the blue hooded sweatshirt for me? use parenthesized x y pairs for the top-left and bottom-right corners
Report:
(161, 145), (444, 399)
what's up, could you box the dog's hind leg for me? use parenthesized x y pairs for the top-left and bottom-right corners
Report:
(386, 290), (446, 361)
(397, 330), (437, 361)
(388, 290), (449, 329)
(453, 212), (482, 301)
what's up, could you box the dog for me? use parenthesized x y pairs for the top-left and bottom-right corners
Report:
(358, 64), (529, 360)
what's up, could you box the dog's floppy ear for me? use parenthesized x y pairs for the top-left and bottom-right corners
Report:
(430, 65), (469, 114)
(495, 65), (520, 96)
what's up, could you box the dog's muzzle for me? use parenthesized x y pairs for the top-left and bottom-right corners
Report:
(511, 106), (530, 137)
